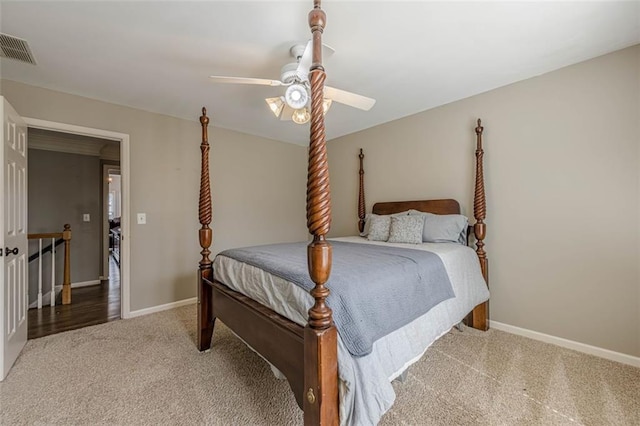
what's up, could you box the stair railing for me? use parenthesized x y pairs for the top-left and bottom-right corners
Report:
(28, 224), (72, 307)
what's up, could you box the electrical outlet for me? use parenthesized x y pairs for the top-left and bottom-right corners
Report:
(137, 213), (146, 225)
(83, 214), (90, 222)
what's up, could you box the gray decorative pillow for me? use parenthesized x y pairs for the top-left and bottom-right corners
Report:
(359, 213), (374, 237)
(367, 214), (392, 241)
(387, 215), (425, 244)
(408, 210), (468, 244)
(360, 210), (411, 237)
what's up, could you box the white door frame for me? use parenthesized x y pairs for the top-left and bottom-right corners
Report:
(23, 118), (132, 318)
(102, 164), (120, 279)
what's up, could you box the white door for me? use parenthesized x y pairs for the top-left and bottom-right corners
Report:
(0, 97), (28, 381)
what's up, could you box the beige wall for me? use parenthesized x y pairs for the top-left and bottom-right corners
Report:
(1, 80), (308, 312)
(28, 148), (102, 294)
(328, 45), (640, 357)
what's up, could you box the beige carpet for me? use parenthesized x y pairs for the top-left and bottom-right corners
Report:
(1, 304), (638, 425)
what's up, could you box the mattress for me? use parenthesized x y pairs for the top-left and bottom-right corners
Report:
(213, 236), (490, 425)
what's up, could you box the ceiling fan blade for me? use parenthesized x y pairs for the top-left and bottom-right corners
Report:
(208, 76), (287, 87)
(279, 104), (295, 121)
(295, 41), (334, 82)
(324, 86), (376, 111)
(322, 43), (336, 58)
(295, 40), (312, 82)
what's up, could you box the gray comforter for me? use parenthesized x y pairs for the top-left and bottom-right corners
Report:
(218, 240), (455, 356)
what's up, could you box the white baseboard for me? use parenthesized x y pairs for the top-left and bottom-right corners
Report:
(70, 280), (101, 288)
(51, 280), (101, 292)
(29, 291), (54, 309)
(490, 320), (640, 368)
(126, 297), (197, 319)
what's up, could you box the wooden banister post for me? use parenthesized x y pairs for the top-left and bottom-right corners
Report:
(304, 1), (339, 425)
(62, 224), (72, 305)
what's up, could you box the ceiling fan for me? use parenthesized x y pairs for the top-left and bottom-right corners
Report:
(209, 41), (376, 124)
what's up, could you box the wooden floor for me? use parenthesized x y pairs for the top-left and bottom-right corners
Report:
(28, 256), (121, 339)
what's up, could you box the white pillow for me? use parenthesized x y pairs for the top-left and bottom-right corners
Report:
(408, 210), (468, 244)
(387, 215), (425, 244)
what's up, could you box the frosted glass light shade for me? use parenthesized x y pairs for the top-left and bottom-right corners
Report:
(265, 97), (285, 117)
(292, 108), (311, 124)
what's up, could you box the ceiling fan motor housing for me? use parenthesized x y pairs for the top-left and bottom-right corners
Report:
(289, 43), (307, 60)
(280, 62), (299, 84)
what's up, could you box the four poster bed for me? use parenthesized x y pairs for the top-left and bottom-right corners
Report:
(196, 2), (489, 425)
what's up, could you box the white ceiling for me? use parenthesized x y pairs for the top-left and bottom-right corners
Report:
(1, 1), (638, 146)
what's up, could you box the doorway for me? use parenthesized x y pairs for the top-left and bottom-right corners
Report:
(26, 128), (123, 338)
(23, 117), (131, 327)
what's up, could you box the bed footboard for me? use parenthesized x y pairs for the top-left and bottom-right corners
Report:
(194, 108), (307, 409)
(210, 278), (305, 407)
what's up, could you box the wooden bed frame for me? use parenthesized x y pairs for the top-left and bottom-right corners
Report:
(196, 2), (489, 424)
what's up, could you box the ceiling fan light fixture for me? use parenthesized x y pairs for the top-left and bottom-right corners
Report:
(284, 83), (309, 110)
(265, 96), (285, 117)
(292, 108), (310, 124)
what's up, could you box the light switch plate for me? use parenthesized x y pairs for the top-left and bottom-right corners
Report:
(83, 214), (90, 222)
(137, 213), (146, 225)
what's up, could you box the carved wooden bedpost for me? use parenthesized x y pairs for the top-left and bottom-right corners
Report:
(197, 107), (216, 351)
(358, 149), (366, 234)
(470, 118), (489, 331)
(304, 1), (339, 425)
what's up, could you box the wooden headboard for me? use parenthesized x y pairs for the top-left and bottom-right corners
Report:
(372, 199), (461, 216)
(358, 118), (488, 332)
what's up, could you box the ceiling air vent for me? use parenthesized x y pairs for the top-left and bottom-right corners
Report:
(0, 33), (37, 65)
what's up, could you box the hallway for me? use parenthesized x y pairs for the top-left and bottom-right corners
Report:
(28, 257), (120, 339)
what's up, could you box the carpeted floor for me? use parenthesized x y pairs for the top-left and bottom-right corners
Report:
(1, 304), (638, 425)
